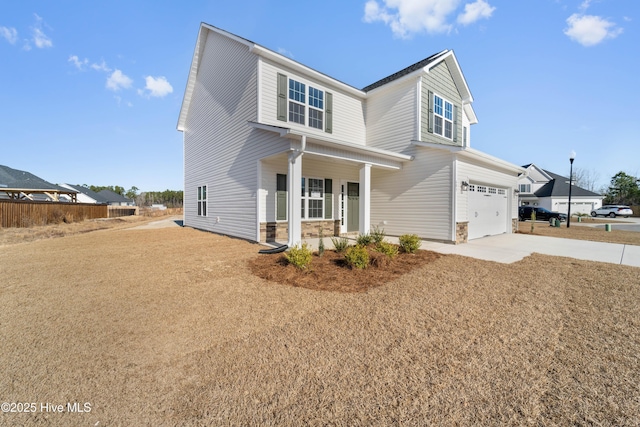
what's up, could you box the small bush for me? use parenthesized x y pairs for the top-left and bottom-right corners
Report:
(356, 233), (373, 246)
(344, 245), (369, 269)
(375, 240), (398, 259)
(63, 212), (74, 224)
(398, 234), (421, 254)
(285, 243), (313, 270)
(318, 228), (325, 257)
(369, 250), (391, 268)
(530, 210), (536, 232)
(331, 237), (350, 253)
(370, 226), (386, 244)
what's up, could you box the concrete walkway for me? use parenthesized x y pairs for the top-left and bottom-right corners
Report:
(302, 233), (640, 268)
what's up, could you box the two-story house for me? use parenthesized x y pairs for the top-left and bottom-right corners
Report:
(177, 23), (524, 246)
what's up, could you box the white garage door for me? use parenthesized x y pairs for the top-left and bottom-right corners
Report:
(468, 184), (508, 240)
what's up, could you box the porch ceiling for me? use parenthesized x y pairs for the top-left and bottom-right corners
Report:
(249, 121), (412, 170)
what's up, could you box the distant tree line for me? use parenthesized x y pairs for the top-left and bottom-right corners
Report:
(136, 190), (183, 208)
(85, 185), (183, 207)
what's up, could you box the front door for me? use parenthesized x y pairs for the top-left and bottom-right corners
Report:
(347, 182), (359, 232)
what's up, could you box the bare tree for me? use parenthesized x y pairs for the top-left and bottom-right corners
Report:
(573, 167), (601, 193)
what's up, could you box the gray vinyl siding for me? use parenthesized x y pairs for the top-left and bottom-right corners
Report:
(371, 147), (454, 242)
(421, 62), (463, 146)
(260, 59), (366, 144)
(365, 79), (417, 153)
(183, 29), (289, 241)
(457, 157), (519, 223)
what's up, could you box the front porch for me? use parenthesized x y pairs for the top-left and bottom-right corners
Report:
(254, 127), (411, 246)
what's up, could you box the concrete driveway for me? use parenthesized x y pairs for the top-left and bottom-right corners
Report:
(422, 233), (640, 267)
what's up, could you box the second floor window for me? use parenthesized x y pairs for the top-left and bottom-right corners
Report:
(434, 95), (454, 139)
(288, 79), (324, 129)
(519, 184), (531, 193)
(289, 79), (306, 124)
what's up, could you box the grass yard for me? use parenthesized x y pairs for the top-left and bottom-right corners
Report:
(0, 222), (639, 425)
(517, 220), (640, 245)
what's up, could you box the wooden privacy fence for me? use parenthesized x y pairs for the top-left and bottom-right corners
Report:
(0, 200), (108, 228)
(108, 206), (139, 218)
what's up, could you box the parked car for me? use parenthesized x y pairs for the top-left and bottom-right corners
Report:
(590, 205), (633, 218)
(518, 206), (567, 222)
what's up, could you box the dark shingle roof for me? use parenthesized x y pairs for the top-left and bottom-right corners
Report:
(97, 189), (132, 203)
(535, 170), (602, 198)
(362, 50), (448, 92)
(64, 184), (109, 203)
(0, 164), (70, 192)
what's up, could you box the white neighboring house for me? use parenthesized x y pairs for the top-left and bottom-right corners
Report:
(59, 184), (108, 204)
(518, 164), (603, 215)
(177, 23), (524, 245)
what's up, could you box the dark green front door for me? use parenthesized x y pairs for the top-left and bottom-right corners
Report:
(347, 182), (359, 232)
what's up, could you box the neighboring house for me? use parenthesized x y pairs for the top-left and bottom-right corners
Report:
(177, 23), (524, 245)
(59, 184), (109, 204)
(518, 164), (603, 215)
(0, 164), (78, 202)
(97, 189), (134, 206)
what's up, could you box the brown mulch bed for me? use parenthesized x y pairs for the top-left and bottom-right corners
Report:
(249, 249), (441, 292)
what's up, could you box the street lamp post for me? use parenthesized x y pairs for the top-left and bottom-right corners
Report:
(567, 151), (576, 228)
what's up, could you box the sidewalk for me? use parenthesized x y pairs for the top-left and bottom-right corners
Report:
(301, 233), (640, 267)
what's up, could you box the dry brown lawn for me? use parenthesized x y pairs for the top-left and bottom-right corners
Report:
(1, 223), (639, 426)
(518, 220), (640, 245)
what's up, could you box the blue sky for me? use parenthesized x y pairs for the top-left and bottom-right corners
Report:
(1, 0), (637, 192)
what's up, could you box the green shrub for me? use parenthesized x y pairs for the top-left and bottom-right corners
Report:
(356, 233), (373, 246)
(398, 234), (421, 254)
(331, 237), (350, 253)
(285, 243), (313, 270)
(375, 240), (398, 259)
(318, 228), (325, 257)
(344, 245), (369, 269)
(370, 226), (386, 244)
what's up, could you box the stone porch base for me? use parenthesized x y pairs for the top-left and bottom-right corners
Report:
(260, 220), (341, 243)
(455, 221), (468, 244)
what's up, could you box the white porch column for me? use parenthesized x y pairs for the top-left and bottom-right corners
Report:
(359, 163), (371, 235)
(287, 150), (303, 247)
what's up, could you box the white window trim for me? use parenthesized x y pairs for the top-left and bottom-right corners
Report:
(301, 176), (329, 220)
(433, 93), (454, 140)
(288, 77), (326, 131)
(197, 185), (207, 217)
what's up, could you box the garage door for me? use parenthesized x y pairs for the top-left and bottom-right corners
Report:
(468, 184), (507, 240)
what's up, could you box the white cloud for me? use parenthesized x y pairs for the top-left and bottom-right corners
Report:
(579, 0), (592, 12)
(0, 26), (18, 44)
(363, 0), (494, 38)
(277, 47), (294, 58)
(106, 69), (133, 91)
(564, 13), (622, 46)
(91, 60), (111, 72)
(68, 55), (88, 70)
(457, 0), (495, 25)
(140, 76), (173, 98)
(31, 14), (52, 48)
